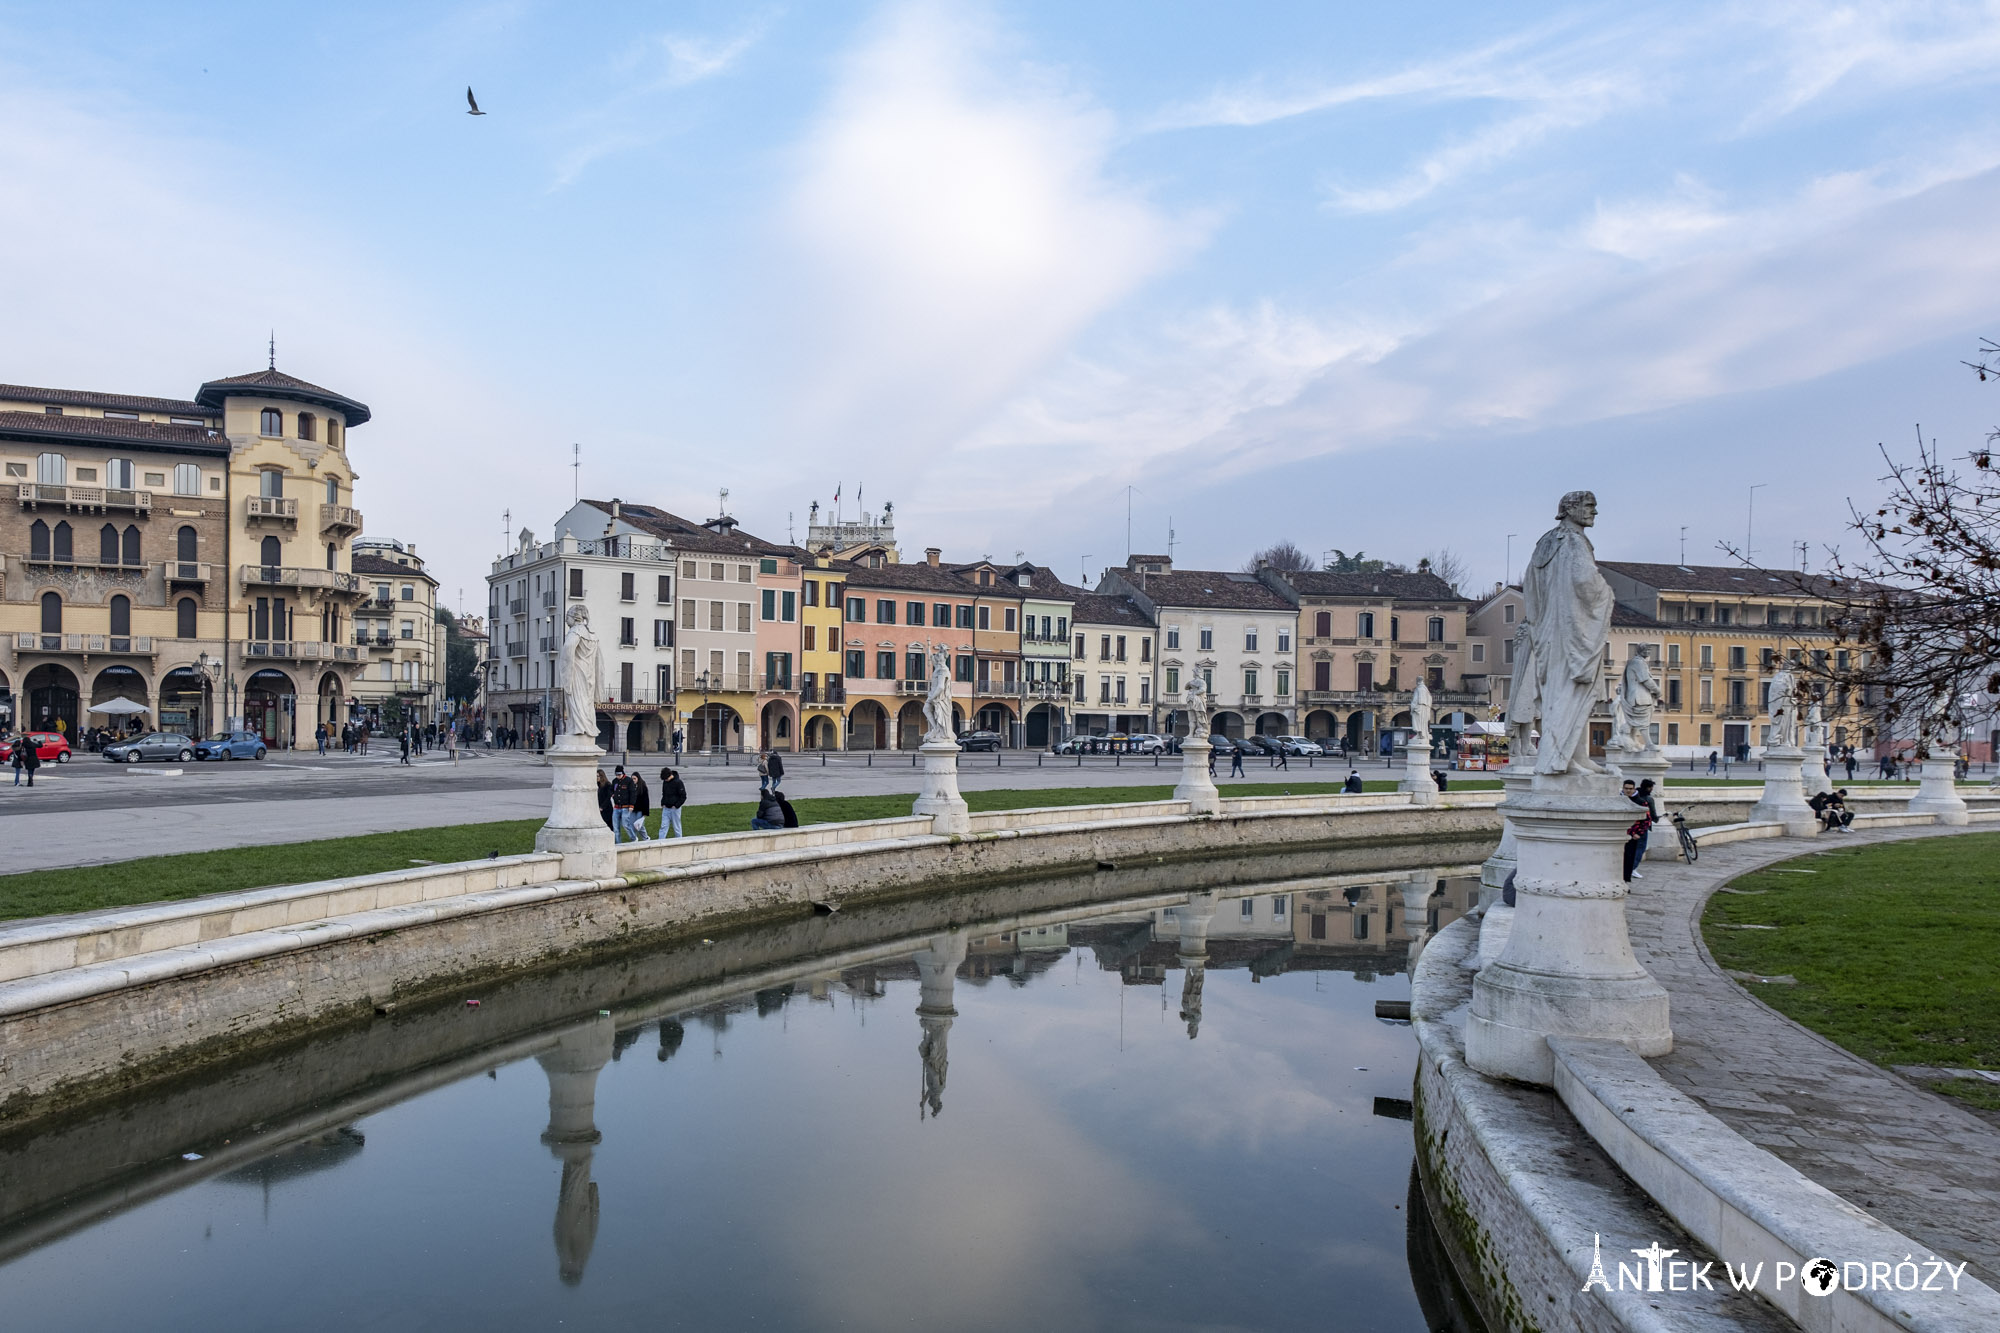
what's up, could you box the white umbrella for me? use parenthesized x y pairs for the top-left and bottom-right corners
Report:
(89, 698), (150, 715)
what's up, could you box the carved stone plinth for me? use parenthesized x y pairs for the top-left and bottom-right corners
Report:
(912, 738), (971, 835)
(1802, 750), (1834, 799)
(1909, 751), (1970, 825)
(1465, 778), (1672, 1086)
(1748, 745), (1818, 837)
(1615, 745), (1669, 794)
(536, 734), (617, 880)
(1398, 739), (1437, 805)
(1174, 736), (1221, 815)
(1480, 766), (1533, 892)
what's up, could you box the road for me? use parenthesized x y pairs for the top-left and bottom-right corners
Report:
(0, 745), (1390, 875)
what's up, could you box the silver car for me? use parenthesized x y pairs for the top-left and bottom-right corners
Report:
(102, 731), (196, 763)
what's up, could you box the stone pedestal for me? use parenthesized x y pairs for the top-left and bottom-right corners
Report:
(535, 734), (617, 880)
(1747, 745), (1818, 837)
(1174, 893), (1216, 1039)
(1397, 738), (1437, 805)
(1465, 778), (1672, 1086)
(914, 932), (968, 1118)
(1802, 749), (1834, 799)
(538, 1013), (614, 1285)
(1480, 767), (1533, 892)
(1400, 872), (1437, 969)
(1908, 751), (1970, 825)
(1174, 736), (1222, 815)
(912, 738), (971, 835)
(1617, 745), (1670, 794)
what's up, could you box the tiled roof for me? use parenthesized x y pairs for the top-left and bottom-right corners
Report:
(0, 383), (210, 416)
(837, 559), (1026, 598)
(587, 500), (786, 557)
(1599, 561), (1870, 600)
(1125, 569), (1293, 612)
(352, 553), (435, 581)
(1611, 604), (1667, 629)
(195, 368), (371, 425)
(1285, 569), (1466, 601)
(0, 410), (227, 452)
(1072, 592), (1154, 628)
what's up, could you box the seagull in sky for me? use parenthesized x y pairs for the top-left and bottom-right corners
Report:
(466, 86), (486, 116)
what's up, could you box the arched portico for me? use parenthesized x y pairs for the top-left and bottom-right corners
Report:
(1304, 709), (1337, 740)
(803, 713), (839, 751)
(760, 701), (795, 751)
(88, 665), (151, 738)
(244, 668), (298, 748)
(689, 702), (740, 753)
(896, 700), (924, 750)
(847, 699), (889, 750)
(975, 700), (1015, 742)
(1210, 710), (1244, 740)
(1025, 702), (1059, 748)
(1255, 712), (1287, 736)
(159, 665), (214, 739)
(22, 662), (81, 737)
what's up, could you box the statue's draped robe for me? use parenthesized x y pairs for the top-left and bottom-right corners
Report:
(559, 623), (602, 739)
(1523, 522), (1612, 775)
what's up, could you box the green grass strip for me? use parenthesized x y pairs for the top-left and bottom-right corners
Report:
(1702, 833), (2000, 1114)
(0, 779), (1449, 921)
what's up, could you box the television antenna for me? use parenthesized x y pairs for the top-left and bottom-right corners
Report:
(571, 444), (580, 503)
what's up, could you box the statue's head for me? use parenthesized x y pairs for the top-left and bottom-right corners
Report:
(565, 605), (589, 628)
(1556, 490), (1598, 526)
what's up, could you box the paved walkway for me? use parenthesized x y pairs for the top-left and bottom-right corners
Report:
(1627, 825), (2000, 1286)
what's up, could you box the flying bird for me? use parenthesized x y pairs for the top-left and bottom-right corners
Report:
(466, 86), (486, 116)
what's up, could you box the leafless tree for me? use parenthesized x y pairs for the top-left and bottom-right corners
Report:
(1418, 549), (1469, 593)
(1245, 540), (1314, 573)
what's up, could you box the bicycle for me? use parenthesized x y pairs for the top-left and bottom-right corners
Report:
(1670, 811), (1698, 864)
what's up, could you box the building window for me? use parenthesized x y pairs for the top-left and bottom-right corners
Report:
(956, 654), (974, 682)
(620, 617), (636, 647)
(99, 523), (119, 564)
(174, 463), (202, 495)
(802, 580), (819, 607)
(1004, 608), (1017, 632)
(877, 651), (896, 679)
(260, 408), (282, 437)
(569, 568), (584, 598)
(907, 601), (926, 627)
(400, 583), (414, 602)
(1276, 629), (1290, 652)
(1241, 900), (1255, 920)
(1115, 636), (1126, 661)
(1165, 667), (1180, 694)
(1276, 670), (1290, 696)
(1390, 616), (1401, 641)
(1700, 644), (1714, 668)
(1314, 612), (1331, 637)
(709, 601), (724, 632)
(176, 597), (197, 638)
(847, 597), (865, 622)
(1198, 628), (1213, 651)
(620, 572), (636, 602)
(763, 589), (777, 620)
(1504, 602), (1516, 624)
(1244, 669), (1258, 695)
(53, 521), (72, 563)
(760, 558), (778, 575)
(1428, 617), (1445, 642)
(109, 594), (130, 637)
(1668, 643), (1681, 666)
(1141, 636), (1152, 662)
(1166, 627), (1180, 649)
(804, 625), (816, 651)
(737, 566), (752, 583)
(29, 520), (49, 561)
(957, 605), (975, 629)
(934, 602), (950, 627)
(1244, 629), (1258, 651)
(1357, 612), (1375, 639)
(122, 524), (140, 565)
(681, 598), (696, 625)
(656, 574), (672, 603)
(877, 599), (896, 625)
(1356, 661), (1373, 691)
(104, 457), (134, 489)
(1729, 646), (1746, 671)
(654, 619), (674, 647)
(297, 412), (316, 442)
(41, 590), (62, 633)
(1471, 642), (1485, 663)
(402, 620), (416, 640)
(736, 603), (751, 632)
(906, 650), (925, 679)
(36, 452), (67, 485)
(1667, 678), (1682, 709)
(325, 475), (340, 504)
(978, 605), (991, 630)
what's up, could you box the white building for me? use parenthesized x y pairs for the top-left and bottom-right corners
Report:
(1100, 555), (1299, 739)
(1068, 590), (1155, 737)
(349, 540), (446, 728)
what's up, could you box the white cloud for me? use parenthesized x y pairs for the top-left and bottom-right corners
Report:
(767, 2), (1205, 459)
(659, 19), (770, 86)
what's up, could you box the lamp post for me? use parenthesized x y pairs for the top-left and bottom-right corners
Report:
(694, 670), (716, 753)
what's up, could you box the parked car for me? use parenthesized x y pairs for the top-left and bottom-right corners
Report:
(1, 732), (72, 764)
(1240, 735), (1280, 756)
(1051, 736), (1089, 755)
(1126, 733), (1170, 755)
(1204, 734), (1243, 756)
(194, 730), (268, 761)
(957, 730), (1004, 752)
(1276, 735), (1326, 756)
(102, 731), (195, 763)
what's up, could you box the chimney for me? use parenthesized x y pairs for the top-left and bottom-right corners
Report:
(925, 547), (941, 567)
(610, 498), (621, 519)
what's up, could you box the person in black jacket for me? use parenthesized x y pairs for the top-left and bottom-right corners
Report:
(632, 771), (653, 838)
(751, 787), (785, 830)
(596, 769), (614, 830)
(658, 767), (687, 837)
(1342, 770), (1363, 794)
(768, 749), (786, 788)
(775, 789), (799, 828)
(11, 736), (39, 788)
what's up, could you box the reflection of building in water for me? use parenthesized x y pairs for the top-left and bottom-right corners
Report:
(1292, 877), (1479, 971)
(216, 1125), (366, 1221)
(536, 1013), (614, 1286)
(913, 932), (969, 1120)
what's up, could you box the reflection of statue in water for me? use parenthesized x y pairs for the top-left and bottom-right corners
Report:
(537, 1015), (615, 1285)
(1182, 675), (1210, 739)
(557, 605), (604, 740)
(656, 1017), (685, 1063)
(922, 643), (955, 744)
(912, 933), (968, 1119)
(1178, 965), (1205, 1039)
(1523, 491), (1613, 776)
(1506, 621), (1539, 763)
(1767, 667), (1798, 748)
(1611, 651), (1661, 752)
(1173, 892), (1217, 1040)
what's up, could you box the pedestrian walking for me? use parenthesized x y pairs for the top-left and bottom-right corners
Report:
(610, 766), (641, 842)
(658, 767), (686, 837)
(1843, 749), (1857, 781)
(447, 727), (458, 765)
(1228, 746), (1244, 778)
(597, 769), (614, 830)
(1207, 745), (1217, 778)
(1276, 745), (1289, 770)
(632, 769), (652, 838)
(399, 728), (411, 765)
(768, 748), (785, 789)
(1706, 750), (1718, 776)
(11, 737), (38, 787)
(756, 750), (771, 791)
(315, 723), (327, 756)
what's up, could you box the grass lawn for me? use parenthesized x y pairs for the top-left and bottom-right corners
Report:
(1703, 833), (2000, 1114)
(0, 779), (1439, 922)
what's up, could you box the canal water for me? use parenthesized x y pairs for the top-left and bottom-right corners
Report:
(0, 860), (1486, 1332)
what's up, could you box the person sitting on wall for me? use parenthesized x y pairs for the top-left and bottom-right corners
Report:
(775, 789), (800, 828)
(1431, 769), (1448, 792)
(1342, 771), (1364, 794)
(751, 786), (786, 831)
(1809, 788), (1854, 831)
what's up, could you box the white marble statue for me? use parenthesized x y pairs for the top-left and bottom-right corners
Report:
(1408, 678), (1434, 746)
(1523, 490), (1614, 776)
(1930, 696), (1961, 750)
(1506, 621), (1539, 762)
(1767, 667), (1798, 749)
(557, 605), (602, 740)
(1611, 651), (1662, 751)
(1803, 700), (1827, 754)
(1182, 675), (1210, 739)
(922, 643), (955, 744)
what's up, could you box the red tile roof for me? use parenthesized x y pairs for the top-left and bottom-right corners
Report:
(0, 410), (226, 453)
(196, 368), (371, 425)
(0, 383), (210, 416)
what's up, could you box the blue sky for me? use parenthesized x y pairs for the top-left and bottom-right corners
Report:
(6, 1), (2000, 606)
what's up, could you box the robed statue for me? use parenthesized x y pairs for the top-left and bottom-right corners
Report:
(557, 605), (603, 740)
(922, 643), (955, 744)
(1523, 490), (1613, 776)
(1611, 650), (1662, 752)
(1408, 678), (1434, 747)
(1506, 620), (1538, 762)
(1182, 675), (1210, 739)
(1767, 667), (1798, 749)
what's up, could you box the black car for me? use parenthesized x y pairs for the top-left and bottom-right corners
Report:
(957, 730), (1004, 752)
(1240, 735), (1280, 756)
(1204, 735), (1242, 755)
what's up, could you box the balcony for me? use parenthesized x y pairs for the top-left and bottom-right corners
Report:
(799, 683), (846, 707)
(245, 496), (298, 523)
(164, 560), (213, 585)
(24, 553), (148, 573)
(895, 679), (929, 695)
(761, 677), (796, 694)
(687, 672), (755, 694)
(319, 504), (363, 538)
(976, 680), (1027, 698)
(353, 631), (395, 649)
(16, 483), (152, 513)
(244, 640), (360, 662)
(12, 633), (154, 654)
(240, 564), (364, 597)
(508, 598), (527, 616)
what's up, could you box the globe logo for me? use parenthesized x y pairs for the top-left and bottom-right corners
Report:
(1803, 1257), (1840, 1296)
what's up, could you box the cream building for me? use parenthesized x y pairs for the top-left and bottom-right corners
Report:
(1, 366), (370, 747)
(350, 540), (445, 729)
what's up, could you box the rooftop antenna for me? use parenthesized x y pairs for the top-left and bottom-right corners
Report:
(1505, 533), (1518, 585)
(1124, 485), (1138, 560)
(503, 507), (511, 556)
(267, 331), (275, 370)
(788, 511), (795, 544)
(1081, 554), (1093, 587)
(1167, 516), (1176, 562)
(1679, 526), (1688, 567)
(718, 486), (729, 520)
(1794, 540), (1810, 572)
(1746, 483), (1766, 565)
(572, 444), (581, 504)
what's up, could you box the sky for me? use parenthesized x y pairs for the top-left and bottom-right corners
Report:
(6, 0), (2000, 609)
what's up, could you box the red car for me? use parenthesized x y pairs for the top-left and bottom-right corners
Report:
(1, 732), (72, 764)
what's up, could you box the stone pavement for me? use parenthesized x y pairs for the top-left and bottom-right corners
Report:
(1627, 825), (2000, 1286)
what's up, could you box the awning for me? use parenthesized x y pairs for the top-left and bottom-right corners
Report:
(88, 698), (151, 716)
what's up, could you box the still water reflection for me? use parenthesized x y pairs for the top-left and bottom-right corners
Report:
(0, 863), (1482, 1332)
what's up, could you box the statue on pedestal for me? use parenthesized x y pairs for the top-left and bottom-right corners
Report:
(1408, 678), (1434, 747)
(1611, 651), (1662, 752)
(1182, 675), (1209, 739)
(557, 606), (603, 741)
(1506, 621), (1539, 763)
(922, 643), (955, 744)
(1767, 666), (1799, 748)
(1523, 491), (1613, 776)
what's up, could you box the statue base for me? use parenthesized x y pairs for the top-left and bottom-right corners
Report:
(1480, 766), (1533, 891)
(1465, 780), (1672, 1086)
(912, 738), (971, 835)
(536, 734), (617, 880)
(1610, 743), (1669, 793)
(1802, 748), (1834, 799)
(1909, 753), (1969, 825)
(1748, 745), (1818, 837)
(1397, 741), (1436, 805)
(1174, 737), (1222, 815)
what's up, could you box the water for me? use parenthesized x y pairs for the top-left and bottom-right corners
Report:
(0, 856), (1485, 1332)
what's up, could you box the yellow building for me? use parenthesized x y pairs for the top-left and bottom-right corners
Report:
(2, 366), (371, 747)
(797, 553), (846, 750)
